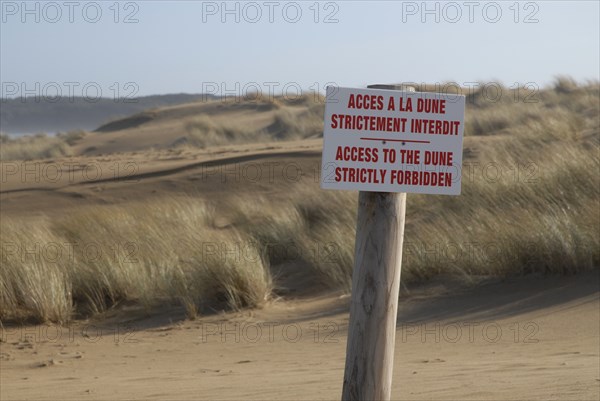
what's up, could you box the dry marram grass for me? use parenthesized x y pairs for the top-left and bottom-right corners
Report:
(1, 80), (598, 323)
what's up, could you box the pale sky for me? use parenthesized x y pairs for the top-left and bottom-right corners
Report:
(1, 1), (599, 98)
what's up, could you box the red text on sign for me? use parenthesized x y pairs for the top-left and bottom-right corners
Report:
(335, 146), (379, 163)
(347, 94), (384, 110)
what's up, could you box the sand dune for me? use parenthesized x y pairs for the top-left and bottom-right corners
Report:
(76, 98), (313, 155)
(1, 84), (598, 400)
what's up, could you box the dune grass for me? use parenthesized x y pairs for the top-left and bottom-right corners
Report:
(0, 133), (73, 161)
(0, 80), (598, 323)
(183, 115), (271, 149)
(180, 93), (325, 148)
(402, 142), (599, 281)
(1, 198), (272, 322)
(269, 102), (325, 140)
(0, 218), (73, 323)
(56, 129), (88, 146)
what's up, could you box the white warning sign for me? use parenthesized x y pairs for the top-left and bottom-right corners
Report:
(321, 86), (466, 195)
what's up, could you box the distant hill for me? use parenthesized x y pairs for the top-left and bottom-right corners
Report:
(0, 94), (216, 135)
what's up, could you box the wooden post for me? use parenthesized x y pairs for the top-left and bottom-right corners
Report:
(341, 84), (415, 401)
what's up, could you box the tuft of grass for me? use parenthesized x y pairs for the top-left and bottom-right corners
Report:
(187, 230), (272, 311)
(290, 189), (356, 290)
(269, 105), (324, 140)
(57, 129), (88, 146)
(0, 133), (72, 161)
(183, 115), (269, 148)
(0, 218), (73, 323)
(226, 196), (307, 266)
(553, 75), (580, 94)
(228, 190), (357, 291)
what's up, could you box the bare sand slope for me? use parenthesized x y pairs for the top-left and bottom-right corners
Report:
(2, 272), (598, 401)
(0, 138), (323, 215)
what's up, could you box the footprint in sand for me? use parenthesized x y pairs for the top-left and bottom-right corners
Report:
(418, 358), (446, 363)
(12, 340), (34, 350)
(59, 351), (83, 359)
(35, 359), (63, 368)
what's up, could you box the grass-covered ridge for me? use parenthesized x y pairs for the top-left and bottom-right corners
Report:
(0, 79), (598, 323)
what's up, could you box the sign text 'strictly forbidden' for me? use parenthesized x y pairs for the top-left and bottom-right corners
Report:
(321, 86), (466, 195)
